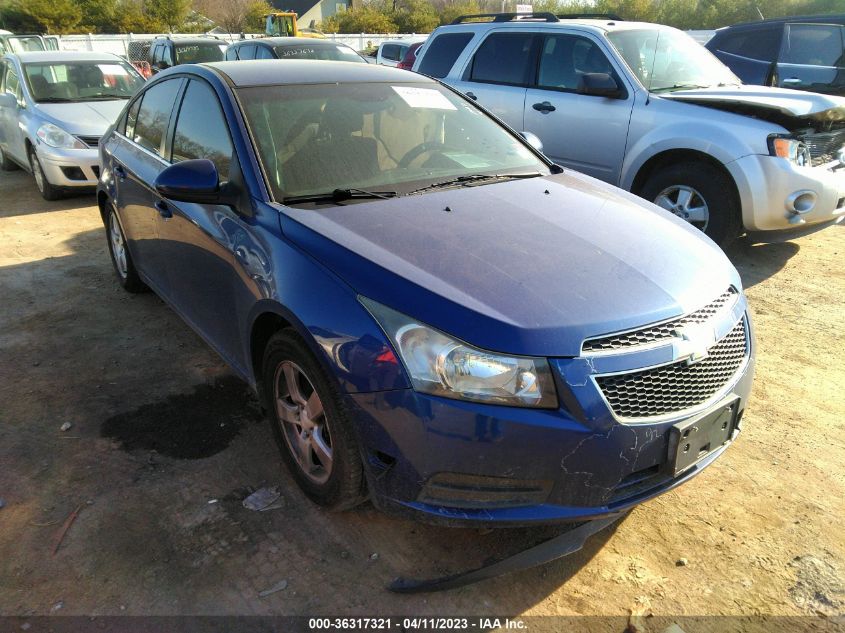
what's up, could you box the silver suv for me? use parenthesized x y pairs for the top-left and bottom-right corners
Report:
(413, 13), (845, 244)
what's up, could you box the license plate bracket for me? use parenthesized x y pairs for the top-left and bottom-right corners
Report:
(668, 398), (739, 477)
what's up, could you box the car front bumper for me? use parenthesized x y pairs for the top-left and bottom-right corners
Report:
(348, 326), (756, 527)
(36, 144), (100, 188)
(731, 154), (845, 233)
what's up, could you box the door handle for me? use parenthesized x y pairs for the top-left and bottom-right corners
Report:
(782, 78), (802, 85)
(532, 101), (556, 113)
(466, 91), (477, 101)
(114, 164), (127, 180)
(154, 199), (172, 219)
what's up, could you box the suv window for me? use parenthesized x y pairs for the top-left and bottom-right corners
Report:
(381, 44), (401, 61)
(255, 45), (274, 60)
(538, 34), (615, 91)
(238, 44), (256, 60)
(470, 32), (536, 86)
(782, 24), (845, 66)
(713, 26), (782, 61)
(132, 78), (182, 155)
(417, 32), (473, 78)
(171, 79), (233, 178)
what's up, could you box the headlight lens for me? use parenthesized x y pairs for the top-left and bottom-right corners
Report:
(768, 136), (810, 167)
(361, 297), (558, 408)
(37, 123), (86, 149)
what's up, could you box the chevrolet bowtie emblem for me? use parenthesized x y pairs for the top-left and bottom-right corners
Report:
(672, 323), (716, 365)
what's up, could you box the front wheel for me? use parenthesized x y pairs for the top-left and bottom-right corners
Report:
(28, 147), (63, 201)
(640, 161), (741, 247)
(262, 329), (366, 511)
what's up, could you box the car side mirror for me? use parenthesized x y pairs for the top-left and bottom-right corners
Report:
(0, 92), (19, 109)
(518, 131), (544, 153)
(577, 73), (623, 98)
(155, 159), (228, 204)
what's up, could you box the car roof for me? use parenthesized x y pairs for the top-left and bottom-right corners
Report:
(205, 59), (431, 87)
(235, 37), (351, 48)
(436, 18), (672, 34)
(380, 37), (427, 45)
(158, 37), (224, 45)
(8, 51), (124, 63)
(718, 13), (845, 31)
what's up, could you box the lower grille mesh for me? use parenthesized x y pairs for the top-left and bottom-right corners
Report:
(597, 318), (748, 419)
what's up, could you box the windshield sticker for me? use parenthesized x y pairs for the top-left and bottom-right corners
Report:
(441, 152), (492, 169)
(279, 48), (315, 57)
(392, 86), (456, 110)
(98, 64), (128, 76)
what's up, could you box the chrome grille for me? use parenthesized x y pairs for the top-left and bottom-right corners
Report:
(596, 318), (748, 419)
(582, 288), (737, 353)
(78, 135), (100, 148)
(800, 128), (845, 167)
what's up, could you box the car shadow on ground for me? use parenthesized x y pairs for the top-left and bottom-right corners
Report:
(0, 170), (96, 219)
(0, 226), (625, 615)
(726, 236), (800, 289)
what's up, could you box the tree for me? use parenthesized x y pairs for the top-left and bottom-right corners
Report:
(320, 4), (399, 34)
(145, 0), (190, 31)
(395, 0), (439, 32)
(2, 0), (82, 33)
(193, 0), (272, 33)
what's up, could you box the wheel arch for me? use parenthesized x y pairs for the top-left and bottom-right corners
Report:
(630, 149), (738, 205)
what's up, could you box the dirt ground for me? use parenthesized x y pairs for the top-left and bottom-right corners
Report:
(0, 167), (843, 629)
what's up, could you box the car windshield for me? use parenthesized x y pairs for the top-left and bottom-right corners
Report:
(273, 44), (364, 62)
(238, 81), (548, 202)
(607, 28), (740, 92)
(174, 43), (226, 64)
(23, 60), (145, 102)
(8, 36), (45, 53)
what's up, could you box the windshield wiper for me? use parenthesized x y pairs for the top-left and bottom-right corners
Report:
(83, 94), (130, 100)
(282, 188), (399, 205)
(35, 97), (75, 103)
(651, 84), (710, 93)
(409, 172), (543, 195)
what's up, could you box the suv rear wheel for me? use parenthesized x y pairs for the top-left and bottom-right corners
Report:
(641, 161), (741, 247)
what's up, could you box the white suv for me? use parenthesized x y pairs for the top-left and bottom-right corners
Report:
(413, 13), (845, 244)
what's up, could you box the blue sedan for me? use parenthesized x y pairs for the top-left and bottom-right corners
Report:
(97, 60), (755, 526)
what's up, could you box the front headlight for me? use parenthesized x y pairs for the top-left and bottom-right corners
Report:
(36, 123), (86, 150)
(768, 135), (810, 167)
(361, 297), (558, 408)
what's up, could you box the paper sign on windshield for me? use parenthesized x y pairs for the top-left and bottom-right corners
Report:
(392, 86), (456, 110)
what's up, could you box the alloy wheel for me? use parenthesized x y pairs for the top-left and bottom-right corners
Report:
(654, 185), (710, 231)
(273, 360), (333, 485)
(109, 211), (128, 279)
(31, 153), (45, 193)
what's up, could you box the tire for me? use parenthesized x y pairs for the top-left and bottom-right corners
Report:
(262, 328), (366, 511)
(640, 161), (741, 247)
(28, 147), (63, 201)
(0, 146), (19, 171)
(105, 202), (147, 293)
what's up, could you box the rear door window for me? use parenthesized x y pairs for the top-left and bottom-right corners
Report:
(469, 32), (537, 86)
(225, 47), (238, 61)
(381, 44), (401, 61)
(132, 78), (182, 155)
(237, 44), (257, 60)
(418, 32), (473, 78)
(170, 79), (234, 179)
(713, 26), (782, 61)
(781, 24), (845, 66)
(255, 46), (275, 59)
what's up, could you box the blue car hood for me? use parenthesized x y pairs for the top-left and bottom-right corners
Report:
(279, 171), (741, 357)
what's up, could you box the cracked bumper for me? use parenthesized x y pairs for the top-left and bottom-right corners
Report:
(347, 349), (755, 527)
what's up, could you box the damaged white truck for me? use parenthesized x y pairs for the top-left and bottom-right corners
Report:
(415, 15), (845, 245)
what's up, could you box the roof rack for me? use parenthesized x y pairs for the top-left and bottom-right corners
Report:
(557, 13), (623, 21)
(450, 12), (559, 25)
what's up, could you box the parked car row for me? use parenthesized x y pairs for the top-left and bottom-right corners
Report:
(0, 14), (841, 529)
(411, 13), (845, 244)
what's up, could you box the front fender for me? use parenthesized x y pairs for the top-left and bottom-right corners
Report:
(241, 224), (410, 396)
